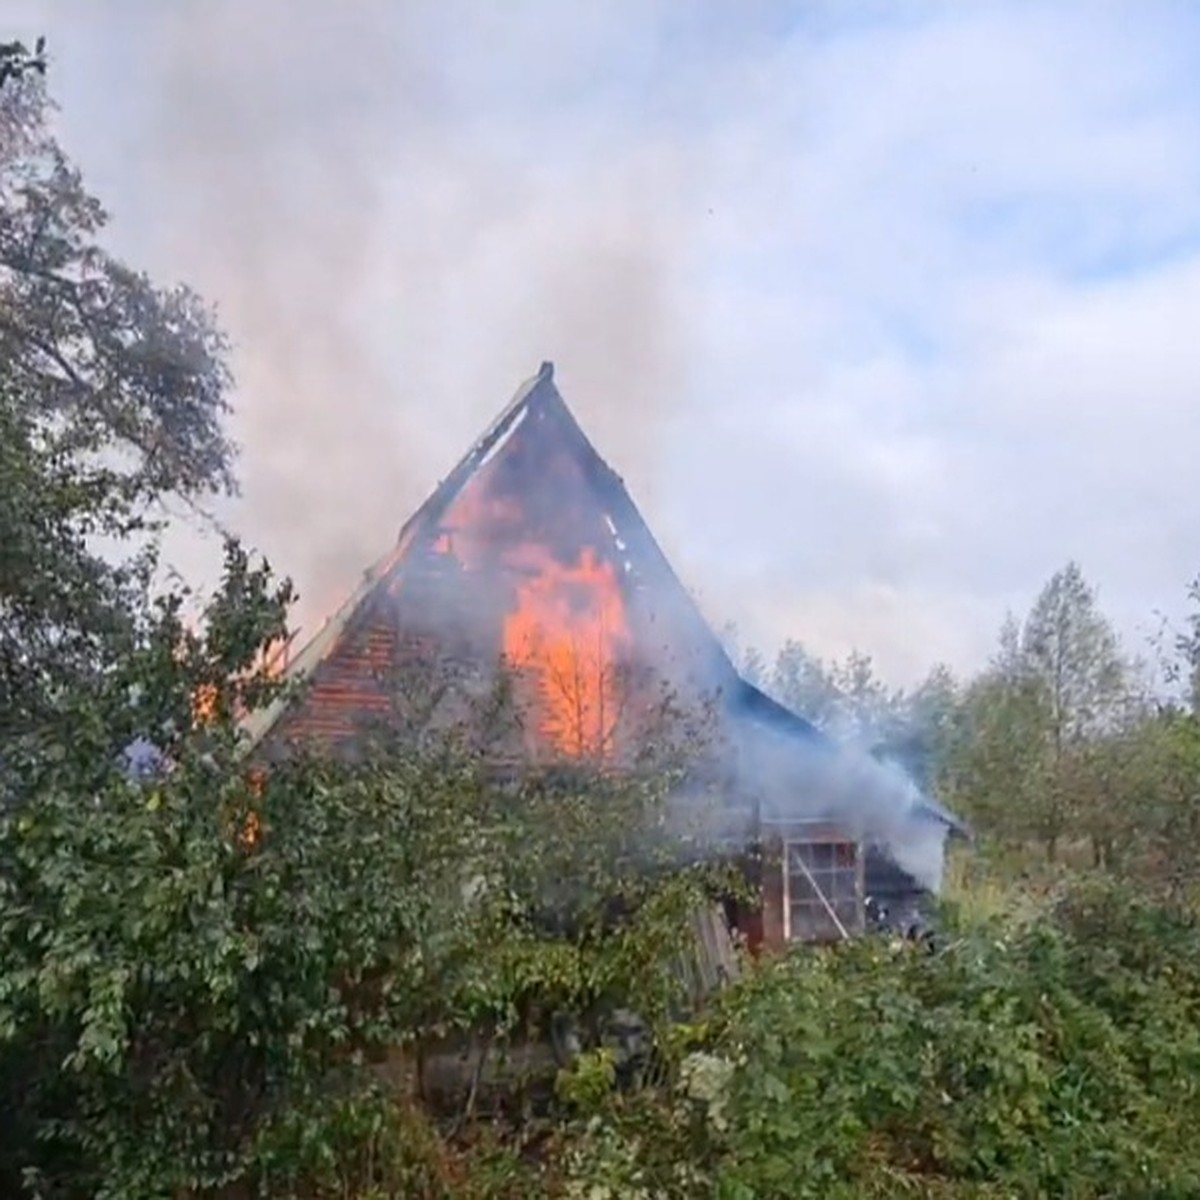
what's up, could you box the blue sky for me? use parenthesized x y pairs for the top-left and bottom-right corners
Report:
(11, 0), (1200, 684)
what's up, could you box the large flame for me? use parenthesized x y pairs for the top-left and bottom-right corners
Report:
(228, 454), (637, 763)
(436, 470), (633, 760)
(503, 546), (630, 758)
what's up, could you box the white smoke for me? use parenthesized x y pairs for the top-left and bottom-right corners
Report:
(746, 724), (955, 894)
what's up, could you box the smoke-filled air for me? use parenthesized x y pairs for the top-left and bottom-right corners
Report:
(95, 0), (695, 638)
(19, 0), (1200, 684)
(6, 5), (1200, 1196)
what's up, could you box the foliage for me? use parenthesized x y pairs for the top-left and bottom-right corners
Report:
(19, 731), (1200, 1200)
(0, 510), (728, 1196)
(0, 68), (235, 754)
(0, 658), (730, 1197)
(732, 562), (1196, 885)
(940, 667), (1051, 843)
(928, 563), (1151, 868)
(540, 875), (1200, 1200)
(1177, 574), (1200, 710)
(768, 639), (844, 730)
(764, 640), (910, 746)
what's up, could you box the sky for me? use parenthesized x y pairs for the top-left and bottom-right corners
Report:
(8, 0), (1200, 687)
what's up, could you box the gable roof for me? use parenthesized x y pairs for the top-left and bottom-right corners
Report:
(239, 363), (965, 839)
(242, 362), (743, 746)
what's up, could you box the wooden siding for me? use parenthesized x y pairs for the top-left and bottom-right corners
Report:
(272, 617), (397, 748)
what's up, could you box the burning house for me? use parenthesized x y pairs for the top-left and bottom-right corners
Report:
(240, 362), (967, 950)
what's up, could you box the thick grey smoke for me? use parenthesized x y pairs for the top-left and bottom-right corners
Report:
(63, 0), (701, 631)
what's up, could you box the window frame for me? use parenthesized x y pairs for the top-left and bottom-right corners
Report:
(781, 834), (864, 942)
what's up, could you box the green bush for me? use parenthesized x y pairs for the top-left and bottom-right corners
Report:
(476, 874), (1200, 1200)
(8, 729), (1200, 1200)
(582, 878), (1200, 1199)
(0, 725), (725, 1198)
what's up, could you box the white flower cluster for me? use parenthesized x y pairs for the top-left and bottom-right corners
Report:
(678, 1050), (735, 1133)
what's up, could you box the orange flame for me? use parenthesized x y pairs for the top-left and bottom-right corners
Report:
(437, 476), (520, 571)
(432, 460), (636, 761)
(241, 809), (262, 847)
(240, 768), (266, 848)
(191, 635), (293, 728)
(193, 683), (219, 725)
(258, 635), (293, 679)
(503, 546), (630, 759)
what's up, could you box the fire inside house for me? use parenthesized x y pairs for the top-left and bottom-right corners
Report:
(240, 362), (967, 950)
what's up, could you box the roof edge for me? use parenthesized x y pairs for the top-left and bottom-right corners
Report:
(729, 672), (971, 840)
(237, 363), (558, 754)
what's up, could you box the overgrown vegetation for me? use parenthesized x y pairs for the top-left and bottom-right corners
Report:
(6, 46), (1200, 1200)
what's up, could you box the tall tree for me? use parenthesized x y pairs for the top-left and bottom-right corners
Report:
(1021, 562), (1128, 746)
(879, 663), (961, 793)
(942, 663), (1050, 846)
(0, 71), (235, 753)
(1019, 562), (1131, 859)
(827, 649), (907, 744)
(945, 567), (1134, 861)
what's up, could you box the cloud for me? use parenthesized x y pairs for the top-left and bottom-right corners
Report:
(12, 0), (1200, 686)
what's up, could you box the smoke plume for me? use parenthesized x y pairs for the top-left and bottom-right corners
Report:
(739, 718), (954, 895)
(88, 0), (699, 631)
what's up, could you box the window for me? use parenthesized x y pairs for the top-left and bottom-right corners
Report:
(784, 840), (861, 941)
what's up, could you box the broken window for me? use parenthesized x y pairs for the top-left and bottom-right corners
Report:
(784, 840), (862, 941)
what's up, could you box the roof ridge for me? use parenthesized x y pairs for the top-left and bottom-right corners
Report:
(458, 360), (554, 475)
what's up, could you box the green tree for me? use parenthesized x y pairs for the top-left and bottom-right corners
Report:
(0, 70), (235, 756)
(769, 639), (841, 726)
(827, 648), (908, 744)
(1021, 563), (1128, 746)
(1019, 562), (1132, 860)
(1177, 574), (1200, 712)
(878, 663), (961, 792)
(1131, 576), (1200, 892)
(943, 663), (1051, 847)
(944, 568), (1141, 865)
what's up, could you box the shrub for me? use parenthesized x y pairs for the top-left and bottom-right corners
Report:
(697, 882), (1200, 1198)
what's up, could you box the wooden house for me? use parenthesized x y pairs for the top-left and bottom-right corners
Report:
(240, 363), (966, 951)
